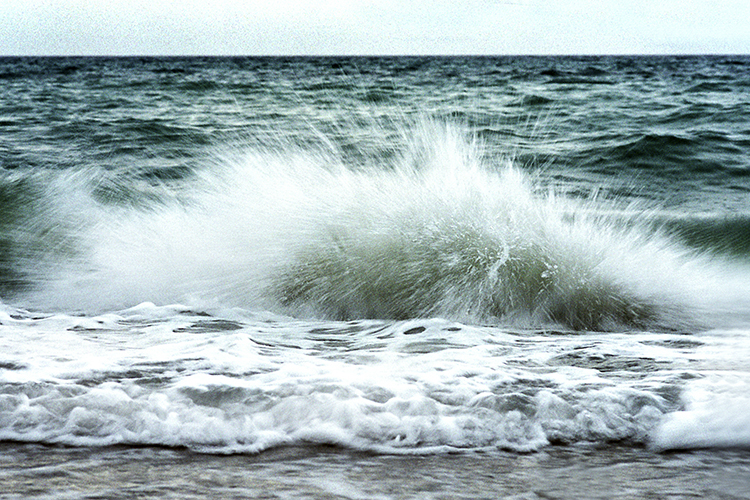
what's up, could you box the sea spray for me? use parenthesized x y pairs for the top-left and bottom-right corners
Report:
(265, 122), (701, 329)
(7, 120), (732, 330)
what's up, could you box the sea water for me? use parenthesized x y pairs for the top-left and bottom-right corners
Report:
(1, 56), (749, 498)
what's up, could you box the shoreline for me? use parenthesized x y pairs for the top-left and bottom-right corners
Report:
(2, 442), (749, 499)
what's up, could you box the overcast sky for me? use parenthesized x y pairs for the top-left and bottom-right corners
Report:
(2, 0), (749, 56)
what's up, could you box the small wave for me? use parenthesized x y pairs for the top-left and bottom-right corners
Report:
(539, 66), (613, 85)
(660, 214), (750, 258)
(614, 133), (695, 156)
(587, 133), (700, 172)
(510, 94), (554, 107)
(686, 81), (733, 93)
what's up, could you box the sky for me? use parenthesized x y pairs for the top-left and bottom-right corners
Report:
(1, 0), (749, 56)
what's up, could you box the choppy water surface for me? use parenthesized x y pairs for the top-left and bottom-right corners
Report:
(1, 55), (749, 498)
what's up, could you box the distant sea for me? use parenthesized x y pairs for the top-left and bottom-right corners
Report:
(1, 56), (750, 499)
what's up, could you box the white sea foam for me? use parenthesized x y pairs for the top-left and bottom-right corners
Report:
(650, 331), (750, 451)
(0, 303), (703, 453)
(2, 300), (749, 453)
(652, 398), (750, 451)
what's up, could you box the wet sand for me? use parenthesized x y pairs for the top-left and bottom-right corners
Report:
(2, 442), (749, 499)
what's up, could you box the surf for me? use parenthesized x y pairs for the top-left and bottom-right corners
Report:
(5, 120), (748, 331)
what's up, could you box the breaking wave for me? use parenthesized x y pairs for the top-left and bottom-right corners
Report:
(5, 121), (750, 331)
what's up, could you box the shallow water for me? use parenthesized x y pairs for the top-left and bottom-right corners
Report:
(3, 443), (750, 500)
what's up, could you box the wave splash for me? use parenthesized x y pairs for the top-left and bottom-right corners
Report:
(11, 121), (747, 330)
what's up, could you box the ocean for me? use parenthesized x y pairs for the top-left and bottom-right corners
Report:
(1, 55), (749, 498)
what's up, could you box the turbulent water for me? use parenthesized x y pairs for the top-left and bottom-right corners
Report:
(1, 55), (750, 497)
